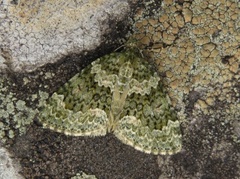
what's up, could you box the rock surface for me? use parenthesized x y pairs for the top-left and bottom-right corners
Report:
(0, 144), (23, 179)
(0, 0), (239, 178)
(0, 0), (129, 72)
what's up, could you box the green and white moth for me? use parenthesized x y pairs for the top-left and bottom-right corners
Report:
(39, 44), (182, 155)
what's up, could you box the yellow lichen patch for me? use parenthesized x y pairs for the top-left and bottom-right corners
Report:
(183, 8), (193, 23)
(131, 0), (240, 117)
(195, 99), (209, 114)
(205, 96), (215, 106)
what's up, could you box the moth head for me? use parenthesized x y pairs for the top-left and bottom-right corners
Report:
(115, 38), (143, 59)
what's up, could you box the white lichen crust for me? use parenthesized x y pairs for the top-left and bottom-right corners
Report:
(40, 47), (182, 155)
(0, 0), (129, 72)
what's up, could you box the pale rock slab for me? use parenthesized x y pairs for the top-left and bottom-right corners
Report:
(0, 0), (130, 72)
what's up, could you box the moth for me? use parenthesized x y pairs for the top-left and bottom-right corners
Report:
(40, 43), (182, 155)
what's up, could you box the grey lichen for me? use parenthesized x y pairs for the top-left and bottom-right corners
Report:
(0, 0), (130, 72)
(71, 171), (97, 179)
(0, 75), (46, 143)
(229, 104), (240, 144)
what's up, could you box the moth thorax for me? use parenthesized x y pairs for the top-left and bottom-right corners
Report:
(119, 62), (133, 80)
(115, 81), (129, 94)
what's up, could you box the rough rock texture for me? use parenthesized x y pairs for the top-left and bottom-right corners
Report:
(0, 0), (239, 178)
(0, 0), (130, 72)
(130, 0), (240, 178)
(0, 144), (23, 179)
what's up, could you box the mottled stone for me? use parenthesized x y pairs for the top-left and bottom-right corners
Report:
(0, 0), (130, 72)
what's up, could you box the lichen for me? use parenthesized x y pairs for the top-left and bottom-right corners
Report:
(71, 171), (97, 179)
(130, 0), (239, 115)
(129, 0), (239, 177)
(0, 75), (46, 143)
(0, 0), (130, 72)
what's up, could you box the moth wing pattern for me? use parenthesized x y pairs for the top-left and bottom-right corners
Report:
(39, 45), (182, 155)
(113, 63), (182, 154)
(128, 73), (160, 95)
(94, 49), (182, 155)
(39, 65), (112, 136)
(114, 111), (182, 155)
(91, 59), (118, 91)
